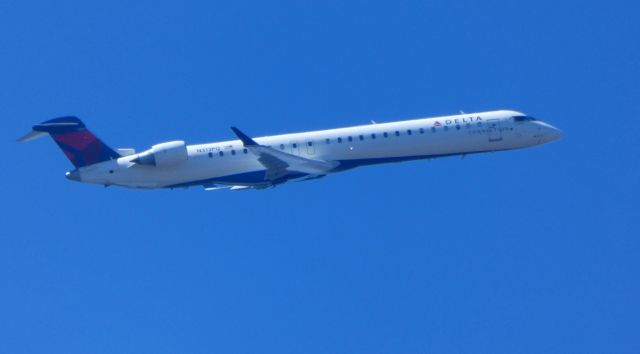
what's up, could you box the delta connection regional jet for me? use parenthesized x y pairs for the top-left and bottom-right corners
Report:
(19, 110), (562, 190)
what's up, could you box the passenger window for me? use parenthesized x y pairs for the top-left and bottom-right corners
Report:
(419, 128), (424, 134)
(348, 136), (353, 142)
(456, 125), (461, 130)
(219, 151), (224, 157)
(395, 131), (400, 136)
(292, 143), (297, 148)
(338, 137), (343, 143)
(444, 126), (449, 131)
(371, 133), (376, 139)
(359, 135), (364, 141)
(308, 141), (312, 146)
(325, 138), (330, 144)
(231, 150), (236, 155)
(243, 148), (248, 154)
(280, 144), (285, 150)
(383, 132), (388, 138)
(431, 127), (436, 133)
(407, 129), (412, 135)
(208, 152), (213, 158)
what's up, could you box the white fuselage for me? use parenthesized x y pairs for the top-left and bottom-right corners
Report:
(74, 110), (562, 189)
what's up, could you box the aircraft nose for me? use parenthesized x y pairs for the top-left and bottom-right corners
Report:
(547, 125), (564, 142)
(65, 170), (81, 182)
(535, 121), (563, 143)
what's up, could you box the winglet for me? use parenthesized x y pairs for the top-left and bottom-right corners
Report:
(231, 127), (259, 146)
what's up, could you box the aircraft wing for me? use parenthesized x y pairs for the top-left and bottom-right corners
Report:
(231, 127), (339, 180)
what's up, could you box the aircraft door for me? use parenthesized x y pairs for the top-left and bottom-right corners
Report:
(487, 119), (503, 142)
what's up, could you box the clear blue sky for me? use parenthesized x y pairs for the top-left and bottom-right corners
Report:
(1, 1), (638, 353)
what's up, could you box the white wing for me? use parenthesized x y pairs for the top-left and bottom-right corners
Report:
(230, 127), (338, 181)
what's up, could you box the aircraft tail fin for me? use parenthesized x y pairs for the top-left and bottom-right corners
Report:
(18, 116), (120, 168)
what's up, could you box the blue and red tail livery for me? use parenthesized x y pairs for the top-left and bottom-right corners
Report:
(31, 116), (120, 167)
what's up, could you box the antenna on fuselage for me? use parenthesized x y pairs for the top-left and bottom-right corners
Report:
(459, 110), (465, 114)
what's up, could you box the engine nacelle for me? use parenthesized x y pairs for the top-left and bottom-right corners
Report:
(132, 140), (188, 167)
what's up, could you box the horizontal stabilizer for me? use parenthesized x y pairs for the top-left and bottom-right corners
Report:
(17, 130), (47, 142)
(32, 116), (86, 133)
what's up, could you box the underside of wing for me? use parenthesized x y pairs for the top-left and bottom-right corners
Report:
(256, 151), (290, 180)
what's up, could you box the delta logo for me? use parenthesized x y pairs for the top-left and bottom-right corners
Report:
(433, 116), (482, 127)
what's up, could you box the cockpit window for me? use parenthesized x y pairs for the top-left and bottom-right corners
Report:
(513, 115), (537, 122)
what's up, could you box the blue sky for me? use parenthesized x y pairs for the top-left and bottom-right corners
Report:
(1, 1), (639, 353)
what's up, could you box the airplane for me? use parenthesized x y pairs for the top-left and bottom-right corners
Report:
(18, 110), (562, 190)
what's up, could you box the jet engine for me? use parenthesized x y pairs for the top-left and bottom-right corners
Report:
(131, 140), (188, 167)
